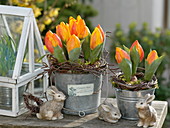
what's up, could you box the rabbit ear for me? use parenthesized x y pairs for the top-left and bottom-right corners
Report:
(47, 89), (56, 96)
(145, 94), (155, 104)
(101, 104), (111, 112)
(110, 103), (117, 109)
(49, 86), (59, 92)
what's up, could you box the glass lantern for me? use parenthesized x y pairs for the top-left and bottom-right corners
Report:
(0, 5), (49, 117)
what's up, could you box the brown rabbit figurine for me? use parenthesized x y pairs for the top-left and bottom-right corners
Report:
(36, 86), (66, 120)
(136, 94), (157, 128)
(98, 100), (121, 123)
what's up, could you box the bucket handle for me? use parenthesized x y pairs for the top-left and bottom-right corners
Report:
(78, 111), (86, 117)
(115, 88), (122, 92)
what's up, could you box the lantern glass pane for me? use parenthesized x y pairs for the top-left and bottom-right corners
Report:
(0, 14), (24, 77)
(19, 86), (25, 109)
(34, 78), (43, 96)
(34, 35), (43, 69)
(21, 41), (29, 75)
(0, 86), (12, 110)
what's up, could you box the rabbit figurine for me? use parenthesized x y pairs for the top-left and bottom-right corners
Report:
(136, 94), (157, 128)
(98, 100), (121, 123)
(36, 86), (66, 120)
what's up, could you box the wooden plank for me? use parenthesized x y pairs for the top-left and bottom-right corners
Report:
(0, 98), (167, 128)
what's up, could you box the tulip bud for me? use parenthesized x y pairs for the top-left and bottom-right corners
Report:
(67, 35), (80, 53)
(69, 15), (90, 39)
(115, 47), (130, 64)
(66, 35), (81, 61)
(44, 31), (62, 53)
(90, 27), (103, 50)
(146, 50), (158, 64)
(56, 22), (70, 42)
(97, 24), (105, 41)
(130, 40), (144, 62)
(130, 40), (144, 75)
(144, 50), (164, 81)
(115, 47), (132, 81)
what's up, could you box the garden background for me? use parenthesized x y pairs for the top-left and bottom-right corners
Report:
(0, 0), (169, 127)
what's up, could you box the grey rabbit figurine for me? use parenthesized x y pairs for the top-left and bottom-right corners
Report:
(98, 100), (121, 123)
(136, 94), (157, 128)
(36, 86), (66, 120)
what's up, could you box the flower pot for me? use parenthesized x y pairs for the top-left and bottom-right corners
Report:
(114, 87), (155, 120)
(54, 72), (102, 116)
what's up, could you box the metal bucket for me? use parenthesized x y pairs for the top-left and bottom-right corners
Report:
(114, 88), (155, 120)
(0, 86), (25, 110)
(54, 73), (102, 116)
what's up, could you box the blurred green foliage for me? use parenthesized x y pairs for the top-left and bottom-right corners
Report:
(110, 22), (170, 100)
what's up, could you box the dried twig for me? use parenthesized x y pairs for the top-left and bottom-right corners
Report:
(110, 68), (157, 91)
(43, 54), (108, 77)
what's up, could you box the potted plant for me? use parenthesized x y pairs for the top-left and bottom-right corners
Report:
(44, 15), (106, 116)
(111, 40), (164, 120)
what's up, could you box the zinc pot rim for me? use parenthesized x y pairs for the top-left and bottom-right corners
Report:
(114, 87), (156, 92)
(54, 72), (102, 75)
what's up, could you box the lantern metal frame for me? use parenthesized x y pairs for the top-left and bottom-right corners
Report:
(0, 5), (49, 117)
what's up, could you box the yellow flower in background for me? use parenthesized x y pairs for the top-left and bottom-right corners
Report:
(44, 16), (52, 25)
(10, 0), (19, 4)
(31, 5), (42, 17)
(38, 23), (45, 32)
(34, 49), (39, 54)
(49, 8), (60, 17)
(147, 40), (153, 46)
(36, 0), (44, 3)
(10, 20), (23, 34)
(43, 45), (48, 51)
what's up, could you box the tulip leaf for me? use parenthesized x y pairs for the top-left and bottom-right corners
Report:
(119, 59), (132, 82)
(69, 48), (81, 62)
(123, 45), (130, 54)
(62, 42), (69, 60)
(93, 38), (105, 61)
(130, 46), (140, 75)
(53, 46), (66, 62)
(89, 44), (102, 64)
(144, 55), (164, 81)
(82, 35), (90, 61)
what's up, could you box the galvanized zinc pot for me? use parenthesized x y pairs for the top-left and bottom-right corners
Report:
(54, 72), (102, 116)
(114, 87), (155, 120)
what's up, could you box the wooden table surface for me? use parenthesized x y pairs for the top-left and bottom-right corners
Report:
(0, 98), (168, 128)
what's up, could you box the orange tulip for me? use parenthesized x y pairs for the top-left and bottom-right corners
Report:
(56, 22), (70, 42)
(97, 24), (105, 41)
(90, 27), (103, 50)
(146, 50), (158, 64)
(67, 35), (81, 53)
(69, 15), (89, 39)
(130, 40), (144, 62)
(115, 47), (130, 64)
(44, 30), (62, 53)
